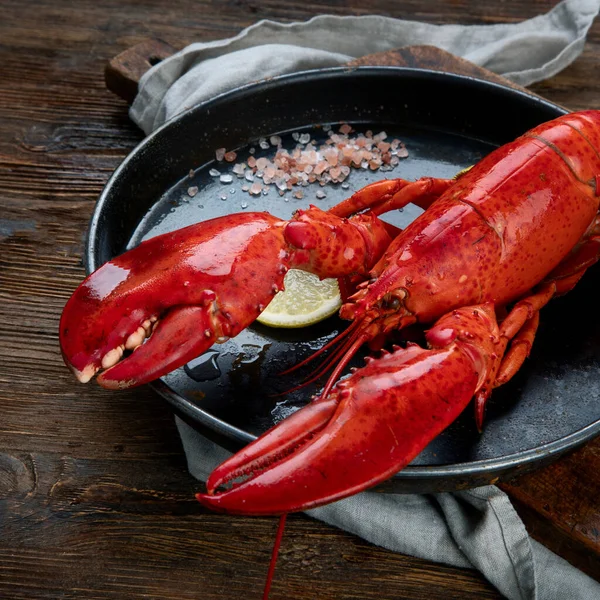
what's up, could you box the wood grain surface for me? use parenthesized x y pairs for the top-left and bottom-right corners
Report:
(1, 1), (600, 599)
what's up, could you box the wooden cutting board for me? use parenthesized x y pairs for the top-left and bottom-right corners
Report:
(105, 39), (600, 581)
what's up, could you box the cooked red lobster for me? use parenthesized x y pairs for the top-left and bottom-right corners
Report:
(60, 110), (600, 515)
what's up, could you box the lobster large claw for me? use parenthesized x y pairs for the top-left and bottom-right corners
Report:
(60, 205), (394, 389)
(59, 212), (289, 389)
(196, 304), (502, 515)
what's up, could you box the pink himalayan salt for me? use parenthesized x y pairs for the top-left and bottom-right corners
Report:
(249, 182), (263, 195)
(222, 124), (408, 196)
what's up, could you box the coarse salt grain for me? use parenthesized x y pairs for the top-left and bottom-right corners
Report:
(256, 157), (270, 170)
(232, 163), (245, 176)
(329, 167), (342, 181)
(314, 162), (328, 176)
(249, 182), (263, 195)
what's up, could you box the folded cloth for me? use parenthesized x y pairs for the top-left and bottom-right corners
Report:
(131, 2), (600, 598)
(131, 0), (600, 134)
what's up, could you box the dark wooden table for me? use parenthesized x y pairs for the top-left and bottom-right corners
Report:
(2, 1), (600, 598)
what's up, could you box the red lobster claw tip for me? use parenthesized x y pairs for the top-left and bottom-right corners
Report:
(59, 254), (222, 389)
(60, 285), (219, 390)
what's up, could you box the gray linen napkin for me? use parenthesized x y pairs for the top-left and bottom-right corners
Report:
(131, 0), (600, 134)
(131, 2), (600, 598)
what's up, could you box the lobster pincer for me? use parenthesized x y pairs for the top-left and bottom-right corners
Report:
(196, 304), (504, 515)
(60, 213), (285, 388)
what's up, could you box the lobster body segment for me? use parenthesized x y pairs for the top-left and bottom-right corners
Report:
(60, 111), (600, 515)
(348, 111), (600, 327)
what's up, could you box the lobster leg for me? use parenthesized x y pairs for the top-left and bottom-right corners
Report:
(369, 177), (454, 217)
(328, 177), (453, 217)
(474, 283), (557, 428)
(495, 312), (540, 387)
(487, 228), (600, 395)
(475, 228), (600, 427)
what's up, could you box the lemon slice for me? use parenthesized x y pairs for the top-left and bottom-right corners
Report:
(257, 269), (342, 328)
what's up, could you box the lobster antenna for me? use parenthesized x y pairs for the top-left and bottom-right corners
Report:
(277, 322), (367, 396)
(278, 319), (361, 377)
(263, 513), (288, 600)
(319, 332), (371, 399)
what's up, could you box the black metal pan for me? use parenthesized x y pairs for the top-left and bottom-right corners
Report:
(86, 67), (600, 493)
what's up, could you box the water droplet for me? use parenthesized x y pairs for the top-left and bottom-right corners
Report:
(185, 350), (221, 382)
